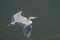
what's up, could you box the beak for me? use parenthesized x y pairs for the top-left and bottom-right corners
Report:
(34, 17), (38, 19)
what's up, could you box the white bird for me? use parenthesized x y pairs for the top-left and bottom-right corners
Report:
(7, 11), (37, 40)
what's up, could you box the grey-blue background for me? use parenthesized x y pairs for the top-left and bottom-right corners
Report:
(0, 0), (58, 40)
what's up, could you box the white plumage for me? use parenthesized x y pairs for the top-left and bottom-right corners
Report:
(10, 11), (37, 40)
(10, 11), (37, 26)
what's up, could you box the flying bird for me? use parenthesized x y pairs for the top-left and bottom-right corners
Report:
(7, 10), (37, 40)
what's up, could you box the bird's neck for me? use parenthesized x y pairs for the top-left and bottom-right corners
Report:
(28, 18), (32, 21)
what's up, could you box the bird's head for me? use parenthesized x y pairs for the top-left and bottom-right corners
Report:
(28, 17), (37, 20)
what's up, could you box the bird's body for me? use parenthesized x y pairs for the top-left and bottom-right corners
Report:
(11, 11), (32, 26)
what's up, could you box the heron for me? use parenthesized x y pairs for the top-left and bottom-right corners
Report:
(7, 10), (37, 40)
